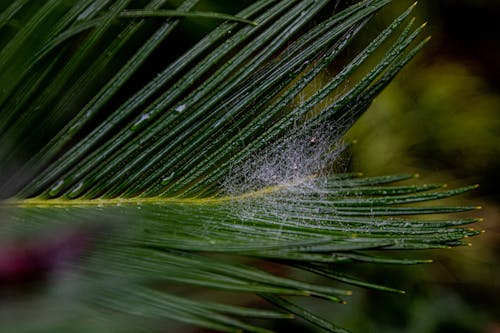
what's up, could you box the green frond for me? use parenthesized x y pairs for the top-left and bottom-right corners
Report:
(119, 10), (258, 25)
(0, 0), (479, 332)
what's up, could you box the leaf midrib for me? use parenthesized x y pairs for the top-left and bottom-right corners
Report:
(3, 181), (297, 207)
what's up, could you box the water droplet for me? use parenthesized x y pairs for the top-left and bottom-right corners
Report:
(131, 113), (151, 131)
(212, 118), (224, 129)
(161, 172), (175, 186)
(68, 121), (82, 134)
(68, 181), (85, 198)
(175, 104), (186, 112)
(48, 179), (66, 197)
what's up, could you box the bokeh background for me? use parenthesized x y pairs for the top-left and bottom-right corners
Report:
(343, 1), (500, 332)
(2, 1), (498, 332)
(202, 1), (500, 332)
(168, 1), (500, 332)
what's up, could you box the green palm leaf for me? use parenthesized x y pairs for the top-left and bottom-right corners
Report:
(0, 1), (480, 332)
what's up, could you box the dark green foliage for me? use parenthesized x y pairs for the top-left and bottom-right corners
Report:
(0, 1), (479, 332)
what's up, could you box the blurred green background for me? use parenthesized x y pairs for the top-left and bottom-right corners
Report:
(176, 1), (500, 332)
(343, 1), (500, 332)
(2, 1), (498, 332)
